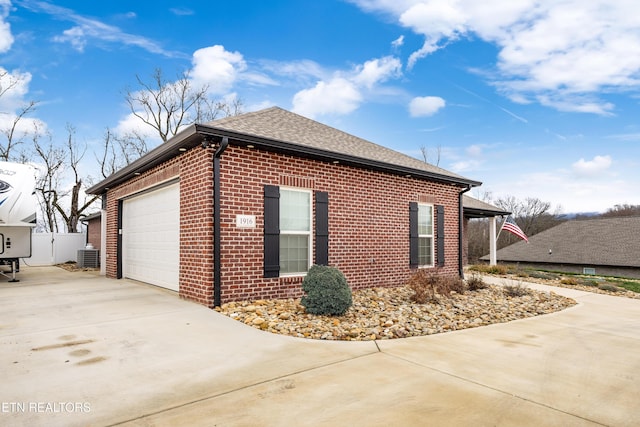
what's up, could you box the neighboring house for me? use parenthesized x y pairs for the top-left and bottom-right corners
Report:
(485, 216), (640, 279)
(87, 107), (481, 307)
(81, 212), (102, 249)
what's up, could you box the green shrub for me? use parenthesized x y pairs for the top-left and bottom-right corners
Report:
(408, 270), (467, 304)
(466, 273), (488, 291)
(300, 265), (352, 316)
(581, 280), (598, 287)
(597, 283), (620, 292)
(528, 271), (560, 280)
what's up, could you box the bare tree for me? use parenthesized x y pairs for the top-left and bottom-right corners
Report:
(125, 68), (243, 144)
(0, 70), (39, 161)
(493, 195), (563, 246)
(32, 127), (64, 232)
(600, 204), (640, 217)
(466, 194), (566, 261)
(97, 127), (149, 179)
(34, 124), (100, 232)
(419, 144), (441, 166)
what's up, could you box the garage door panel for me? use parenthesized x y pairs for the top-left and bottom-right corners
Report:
(122, 183), (179, 291)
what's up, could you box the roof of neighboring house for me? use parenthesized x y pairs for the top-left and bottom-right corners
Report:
(81, 212), (102, 222)
(462, 195), (510, 218)
(486, 216), (640, 268)
(88, 106), (481, 194)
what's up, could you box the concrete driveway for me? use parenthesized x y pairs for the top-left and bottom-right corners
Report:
(1, 267), (639, 426)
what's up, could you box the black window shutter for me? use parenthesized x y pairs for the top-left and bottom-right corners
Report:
(436, 204), (445, 267)
(264, 185), (280, 278)
(409, 202), (419, 267)
(315, 191), (329, 266)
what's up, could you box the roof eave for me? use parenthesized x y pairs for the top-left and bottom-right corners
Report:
(464, 207), (511, 218)
(87, 125), (201, 195)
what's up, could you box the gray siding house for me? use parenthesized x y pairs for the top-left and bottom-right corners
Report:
(487, 216), (640, 278)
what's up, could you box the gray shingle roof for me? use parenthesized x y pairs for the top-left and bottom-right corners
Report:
(203, 107), (478, 185)
(463, 195), (510, 218)
(490, 216), (640, 267)
(88, 106), (480, 194)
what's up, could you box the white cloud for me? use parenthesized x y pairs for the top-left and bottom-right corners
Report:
(191, 45), (247, 94)
(466, 144), (482, 157)
(291, 55), (401, 118)
(572, 155), (612, 177)
(391, 35), (404, 48)
(409, 96), (445, 117)
(352, 56), (402, 89)
(0, 67), (31, 110)
(351, 0), (640, 114)
(292, 78), (362, 118)
(0, 0), (13, 53)
(0, 67), (47, 139)
(20, 1), (181, 57)
(114, 112), (162, 146)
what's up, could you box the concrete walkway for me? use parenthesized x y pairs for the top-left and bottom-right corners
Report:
(1, 267), (639, 426)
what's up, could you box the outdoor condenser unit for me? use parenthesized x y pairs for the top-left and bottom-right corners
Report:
(77, 249), (100, 268)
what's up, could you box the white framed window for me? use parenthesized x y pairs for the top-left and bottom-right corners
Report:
(279, 188), (312, 275)
(418, 203), (434, 267)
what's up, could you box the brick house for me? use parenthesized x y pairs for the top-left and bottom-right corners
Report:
(87, 107), (481, 307)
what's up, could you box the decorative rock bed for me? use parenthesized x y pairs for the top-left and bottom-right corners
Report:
(216, 283), (576, 341)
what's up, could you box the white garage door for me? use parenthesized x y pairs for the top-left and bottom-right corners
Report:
(122, 183), (179, 291)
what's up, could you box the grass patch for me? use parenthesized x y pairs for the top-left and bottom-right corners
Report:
(608, 279), (640, 293)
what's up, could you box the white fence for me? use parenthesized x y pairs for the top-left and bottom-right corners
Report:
(25, 232), (88, 266)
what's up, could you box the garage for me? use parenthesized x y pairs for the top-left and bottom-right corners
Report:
(122, 182), (180, 291)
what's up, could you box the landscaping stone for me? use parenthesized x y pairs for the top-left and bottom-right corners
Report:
(216, 284), (577, 341)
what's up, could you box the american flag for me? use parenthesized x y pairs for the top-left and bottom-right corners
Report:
(501, 216), (529, 242)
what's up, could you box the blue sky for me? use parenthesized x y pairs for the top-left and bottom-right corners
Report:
(2, 0), (639, 213)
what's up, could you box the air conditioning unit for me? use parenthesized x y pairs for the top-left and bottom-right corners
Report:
(77, 249), (100, 268)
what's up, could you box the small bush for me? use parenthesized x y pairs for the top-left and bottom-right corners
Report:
(560, 277), (580, 286)
(597, 283), (620, 292)
(301, 265), (352, 316)
(466, 273), (488, 291)
(503, 283), (531, 297)
(469, 264), (509, 275)
(581, 280), (598, 287)
(528, 271), (560, 280)
(408, 270), (466, 304)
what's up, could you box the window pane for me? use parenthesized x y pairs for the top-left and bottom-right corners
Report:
(419, 236), (432, 266)
(418, 205), (433, 235)
(280, 234), (309, 274)
(280, 190), (310, 231)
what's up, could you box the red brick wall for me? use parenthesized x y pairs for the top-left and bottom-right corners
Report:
(218, 145), (462, 302)
(86, 217), (101, 249)
(103, 144), (464, 306)
(103, 149), (215, 306)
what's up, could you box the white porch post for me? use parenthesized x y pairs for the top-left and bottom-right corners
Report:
(489, 216), (497, 266)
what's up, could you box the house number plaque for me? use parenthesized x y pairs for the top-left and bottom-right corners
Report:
(236, 215), (256, 228)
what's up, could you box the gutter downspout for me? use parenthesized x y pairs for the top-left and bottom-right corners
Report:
(211, 136), (229, 307)
(459, 185), (472, 278)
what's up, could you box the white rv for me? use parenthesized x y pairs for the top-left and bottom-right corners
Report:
(0, 161), (37, 281)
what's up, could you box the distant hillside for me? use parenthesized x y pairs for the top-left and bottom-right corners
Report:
(560, 212), (600, 219)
